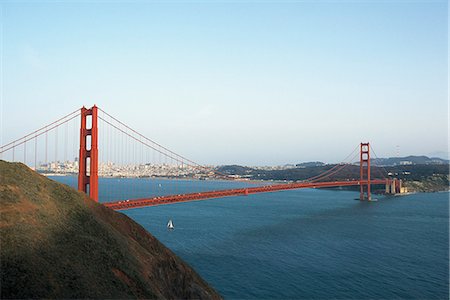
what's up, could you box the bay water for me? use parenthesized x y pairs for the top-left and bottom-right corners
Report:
(52, 176), (449, 299)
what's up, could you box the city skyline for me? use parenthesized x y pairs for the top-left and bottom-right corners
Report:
(1, 1), (448, 165)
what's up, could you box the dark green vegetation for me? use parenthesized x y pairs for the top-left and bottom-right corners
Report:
(217, 164), (449, 192)
(0, 161), (221, 299)
(402, 174), (450, 193)
(292, 156), (449, 167)
(370, 155), (448, 166)
(388, 164), (449, 193)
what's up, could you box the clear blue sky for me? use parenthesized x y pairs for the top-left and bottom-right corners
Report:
(1, 0), (448, 165)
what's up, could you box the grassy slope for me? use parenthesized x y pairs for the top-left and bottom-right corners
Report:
(0, 161), (220, 299)
(403, 174), (450, 193)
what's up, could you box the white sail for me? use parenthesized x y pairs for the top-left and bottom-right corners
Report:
(167, 219), (174, 229)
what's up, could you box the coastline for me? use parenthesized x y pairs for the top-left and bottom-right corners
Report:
(42, 172), (449, 195)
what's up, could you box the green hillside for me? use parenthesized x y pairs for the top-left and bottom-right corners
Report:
(0, 160), (220, 299)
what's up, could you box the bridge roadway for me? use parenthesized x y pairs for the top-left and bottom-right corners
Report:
(104, 179), (388, 210)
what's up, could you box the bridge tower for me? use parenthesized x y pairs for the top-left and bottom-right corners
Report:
(78, 105), (99, 201)
(359, 142), (371, 201)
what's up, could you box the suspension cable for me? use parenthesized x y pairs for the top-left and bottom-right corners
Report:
(0, 108), (80, 150)
(0, 113), (80, 154)
(369, 144), (390, 178)
(303, 145), (359, 182)
(311, 156), (359, 182)
(97, 112), (247, 181)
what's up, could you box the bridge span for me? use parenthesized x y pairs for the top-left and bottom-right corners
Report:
(105, 179), (389, 210)
(0, 105), (402, 210)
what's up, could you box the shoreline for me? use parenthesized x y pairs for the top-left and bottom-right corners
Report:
(41, 172), (449, 194)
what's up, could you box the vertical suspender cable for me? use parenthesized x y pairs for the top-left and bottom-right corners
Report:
(64, 122), (67, 163)
(34, 135), (37, 170)
(152, 145), (156, 197)
(55, 126), (58, 165)
(45, 131), (48, 165)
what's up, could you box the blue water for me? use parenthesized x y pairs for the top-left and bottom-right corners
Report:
(52, 176), (258, 202)
(52, 176), (449, 299)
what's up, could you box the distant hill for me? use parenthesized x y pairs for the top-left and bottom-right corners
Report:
(295, 161), (325, 168)
(216, 162), (448, 186)
(371, 156), (449, 166)
(0, 161), (220, 299)
(217, 164), (253, 175)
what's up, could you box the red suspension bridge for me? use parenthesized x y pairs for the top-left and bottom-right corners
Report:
(1, 105), (401, 211)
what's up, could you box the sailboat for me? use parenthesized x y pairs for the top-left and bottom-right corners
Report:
(167, 219), (174, 230)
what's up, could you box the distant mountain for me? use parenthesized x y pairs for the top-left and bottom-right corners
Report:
(371, 156), (449, 166)
(427, 151), (449, 160)
(217, 165), (253, 175)
(295, 161), (325, 168)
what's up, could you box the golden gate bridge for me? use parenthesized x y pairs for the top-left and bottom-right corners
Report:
(0, 105), (401, 210)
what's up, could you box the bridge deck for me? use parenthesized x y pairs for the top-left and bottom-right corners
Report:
(104, 179), (388, 210)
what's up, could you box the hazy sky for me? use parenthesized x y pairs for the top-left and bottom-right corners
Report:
(1, 0), (448, 165)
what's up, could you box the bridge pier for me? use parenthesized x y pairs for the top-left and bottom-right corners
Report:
(385, 178), (405, 195)
(359, 142), (371, 201)
(78, 105), (99, 201)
